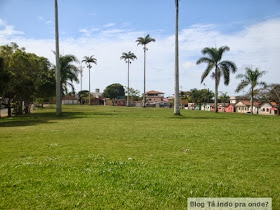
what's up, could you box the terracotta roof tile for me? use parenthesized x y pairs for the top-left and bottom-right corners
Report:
(146, 90), (164, 94)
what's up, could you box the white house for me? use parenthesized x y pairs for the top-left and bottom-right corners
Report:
(235, 101), (259, 114)
(259, 103), (278, 115)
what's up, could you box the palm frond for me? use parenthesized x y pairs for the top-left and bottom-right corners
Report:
(201, 63), (214, 83)
(136, 34), (156, 45)
(236, 73), (246, 79)
(235, 80), (249, 93)
(120, 51), (137, 61)
(201, 47), (216, 59)
(82, 55), (97, 65)
(220, 65), (230, 85)
(217, 46), (230, 61)
(219, 60), (237, 73)
(196, 57), (213, 65)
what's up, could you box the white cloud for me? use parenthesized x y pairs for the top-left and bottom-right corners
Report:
(37, 16), (52, 25)
(103, 23), (116, 28)
(0, 19), (5, 26)
(0, 18), (280, 97)
(0, 19), (24, 37)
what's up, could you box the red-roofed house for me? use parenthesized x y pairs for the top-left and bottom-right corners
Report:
(146, 90), (164, 103)
(235, 100), (260, 114)
(259, 102), (278, 115)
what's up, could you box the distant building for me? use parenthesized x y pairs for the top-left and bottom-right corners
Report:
(235, 101), (260, 114)
(230, 96), (248, 104)
(62, 96), (79, 105)
(146, 90), (164, 103)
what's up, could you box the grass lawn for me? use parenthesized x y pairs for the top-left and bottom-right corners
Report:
(0, 105), (279, 209)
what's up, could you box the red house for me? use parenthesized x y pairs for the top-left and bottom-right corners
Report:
(225, 104), (235, 112)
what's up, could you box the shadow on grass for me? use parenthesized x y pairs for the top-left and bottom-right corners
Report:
(0, 111), (86, 127)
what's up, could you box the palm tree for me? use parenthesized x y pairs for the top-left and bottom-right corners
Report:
(136, 34), (155, 108)
(59, 54), (79, 94)
(55, 0), (61, 116)
(219, 92), (230, 112)
(236, 67), (266, 115)
(196, 46), (237, 112)
(82, 55), (97, 105)
(120, 51), (137, 106)
(174, 0), (180, 115)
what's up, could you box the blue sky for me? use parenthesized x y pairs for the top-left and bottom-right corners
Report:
(1, 0), (280, 96)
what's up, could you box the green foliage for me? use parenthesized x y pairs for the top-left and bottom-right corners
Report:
(78, 90), (89, 97)
(196, 46), (237, 86)
(236, 67), (266, 115)
(219, 92), (230, 103)
(189, 88), (214, 104)
(103, 83), (125, 104)
(120, 51), (137, 62)
(58, 54), (80, 94)
(0, 106), (279, 209)
(0, 43), (56, 115)
(0, 57), (13, 94)
(124, 87), (140, 101)
(136, 34), (156, 46)
(82, 55), (97, 67)
(196, 46), (237, 112)
(236, 67), (266, 93)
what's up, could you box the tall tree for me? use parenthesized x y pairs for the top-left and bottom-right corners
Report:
(103, 83), (125, 106)
(136, 34), (155, 108)
(174, 0), (180, 115)
(0, 43), (17, 116)
(59, 54), (79, 94)
(236, 67), (266, 115)
(120, 51), (137, 106)
(55, 0), (61, 116)
(196, 46), (237, 112)
(82, 55), (97, 105)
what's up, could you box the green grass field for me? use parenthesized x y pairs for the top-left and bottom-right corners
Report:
(0, 105), (279, 209)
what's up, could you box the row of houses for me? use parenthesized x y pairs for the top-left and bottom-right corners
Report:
(143, 91), (278, 115)
(187, 97), (278, 116)
(61, 90), (278, 115)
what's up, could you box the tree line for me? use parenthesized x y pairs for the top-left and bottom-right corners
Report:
(0, 42), (80, 117)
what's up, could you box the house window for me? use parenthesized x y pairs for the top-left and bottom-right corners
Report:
(266, 108), (269, 112)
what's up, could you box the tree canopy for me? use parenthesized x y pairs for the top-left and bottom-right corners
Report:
(103, 83), (125, 105)
(0, 42), (56, 116)
(196, 46), (237, 112)
(236, 67), (266, 114)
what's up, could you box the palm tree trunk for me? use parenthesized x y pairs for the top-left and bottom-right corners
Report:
(174, 0), (180, 115)
(251, 87), (254, 115)
(55, 0), (62, 116)
(143, 47), (146, 108)
(127, 61), (130, 107)
(215, 67), (218, 113)
(88, 67), (91, 105)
